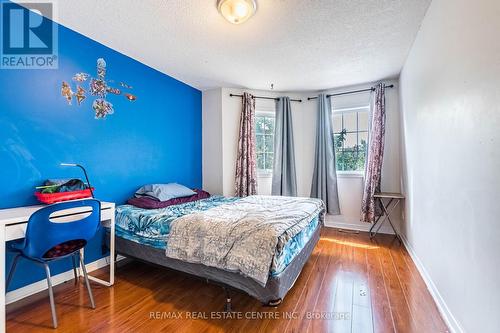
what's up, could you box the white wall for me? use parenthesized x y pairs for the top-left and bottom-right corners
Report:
(203, 81), (401, 234)
(321, 81), (401, 231)
(221, 88), (284, 196)
(203, 87), (286, 196)
(399, 0), (500, 332)
(202, 88), (223, 194)
(220, 89), (316, 198)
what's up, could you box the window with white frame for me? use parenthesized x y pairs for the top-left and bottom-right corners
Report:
(332, 106), (369, 172)
(255, 112), (275, 175)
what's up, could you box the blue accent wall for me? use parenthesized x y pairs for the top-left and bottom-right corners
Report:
(0, 3), (202, 291)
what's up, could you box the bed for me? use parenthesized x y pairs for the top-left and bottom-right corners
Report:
(110, 195), (324, 307)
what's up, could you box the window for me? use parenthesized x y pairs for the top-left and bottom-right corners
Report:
(255, 112), (275, 175)
(332, 106), (369, 172)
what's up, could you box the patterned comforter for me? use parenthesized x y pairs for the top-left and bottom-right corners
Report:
(115, 196), (239, 247)
(165, 195), (325, 286)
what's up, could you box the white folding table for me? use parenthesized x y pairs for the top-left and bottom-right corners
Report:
(0, 200), (115, 333)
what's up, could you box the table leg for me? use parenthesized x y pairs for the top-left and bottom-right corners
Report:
(369, 214), (383, 238)
(369, 198), (394, 239)
(380, 199), (401, 242)
(87, 215), (115, 287)
(109, 212), (115, 285)
(0, 226), (5, 333)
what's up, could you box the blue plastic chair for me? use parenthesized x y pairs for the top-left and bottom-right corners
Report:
(6, 199), (101, 328)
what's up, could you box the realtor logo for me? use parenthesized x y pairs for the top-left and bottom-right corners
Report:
(1, 1), (58, 69)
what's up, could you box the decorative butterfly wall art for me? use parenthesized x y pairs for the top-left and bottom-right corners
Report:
(61, 58), (137, 119)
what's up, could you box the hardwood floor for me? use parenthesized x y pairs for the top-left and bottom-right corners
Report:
(6, 228), (449, 332)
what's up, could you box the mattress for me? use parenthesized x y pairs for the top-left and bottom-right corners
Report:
(115, 196), (320, 276)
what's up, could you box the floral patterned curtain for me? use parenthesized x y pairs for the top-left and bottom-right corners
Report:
(361, 83), (386, 222)
(235, 92), (258, 197)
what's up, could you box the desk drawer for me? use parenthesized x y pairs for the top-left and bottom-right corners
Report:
(5, 224), (26, 241)
(101, 207), (114, 221)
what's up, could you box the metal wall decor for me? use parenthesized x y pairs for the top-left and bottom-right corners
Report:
(61, 58), (137, 119)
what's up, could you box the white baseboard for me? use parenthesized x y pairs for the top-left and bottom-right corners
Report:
(6, 255), (125, 305)
(399, 234), (463, 333)
(323, 217), (396, 235)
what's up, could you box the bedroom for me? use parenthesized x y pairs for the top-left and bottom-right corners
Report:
(0, 0), (498, 332)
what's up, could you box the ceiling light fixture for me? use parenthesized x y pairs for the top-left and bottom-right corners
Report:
(217, 0), (257, 25)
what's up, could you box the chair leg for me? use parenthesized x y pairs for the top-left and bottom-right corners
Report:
(79, 253), (96, 309)
(43, 263), (58, 329)
(71, 254), (79, 284)
(6, 254), (21, 291)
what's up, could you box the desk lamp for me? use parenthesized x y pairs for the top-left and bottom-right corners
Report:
(60, 163), (95, 198)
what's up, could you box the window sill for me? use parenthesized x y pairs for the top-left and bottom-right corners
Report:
(258, 173), (273, 179)
(336, 171), (364, 178)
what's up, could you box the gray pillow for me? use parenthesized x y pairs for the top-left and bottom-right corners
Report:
(134, 183), (196, 202)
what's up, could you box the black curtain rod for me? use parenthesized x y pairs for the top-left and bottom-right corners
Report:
(229, 94), (302, 103)
(307, 84), (395, 100)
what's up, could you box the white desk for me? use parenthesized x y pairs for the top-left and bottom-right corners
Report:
(0, 200), (115, 333)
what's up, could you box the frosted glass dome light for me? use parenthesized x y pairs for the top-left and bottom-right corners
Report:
(217, 0), (257, 24)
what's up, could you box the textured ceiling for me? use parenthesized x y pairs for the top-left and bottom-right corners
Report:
(31, 0), (431, 91)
